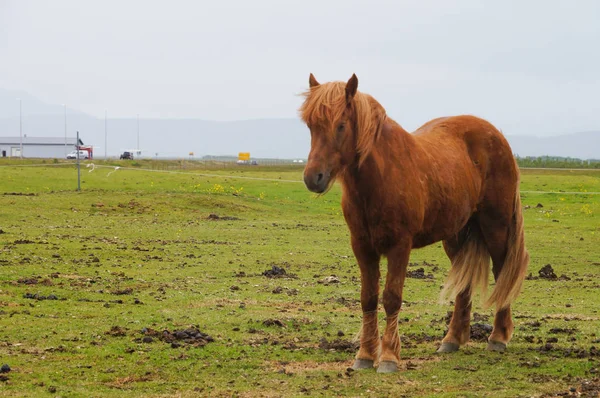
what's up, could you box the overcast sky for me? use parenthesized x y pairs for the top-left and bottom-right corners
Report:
(1, 0), (599, 135)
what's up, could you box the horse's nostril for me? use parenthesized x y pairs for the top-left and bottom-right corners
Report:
(316, 173), (324, 183)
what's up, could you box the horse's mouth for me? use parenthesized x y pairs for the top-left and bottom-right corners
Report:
(303, 171), (331, 194)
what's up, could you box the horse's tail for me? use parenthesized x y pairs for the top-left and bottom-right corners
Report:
(440, 223), (490, 305)
(484, 185), (530, 310)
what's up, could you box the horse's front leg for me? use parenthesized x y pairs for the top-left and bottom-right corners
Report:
(378, 240), (411, 373)
(351, 237), (381, 370)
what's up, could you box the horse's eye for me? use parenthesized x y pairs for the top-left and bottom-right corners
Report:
(337, 123), (345, 133)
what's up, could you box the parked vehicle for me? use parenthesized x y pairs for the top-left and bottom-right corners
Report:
(236, 159), (258, 165)
(120, 151), (134, 160)
(67, 150), (89, 159)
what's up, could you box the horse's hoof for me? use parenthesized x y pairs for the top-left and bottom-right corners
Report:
(436, 342), (460, 353)
(351, 358), (374, 370)
(487, 340), (507, 352)
(377, 361), (398, 373)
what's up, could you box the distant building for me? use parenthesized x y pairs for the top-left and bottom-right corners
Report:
(0, 136), (84, 158)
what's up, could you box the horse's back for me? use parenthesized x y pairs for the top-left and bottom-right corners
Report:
(413, 115), (516, 176)
(413, 115), (504, 142)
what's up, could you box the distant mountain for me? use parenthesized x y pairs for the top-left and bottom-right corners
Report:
(0, 88), (598, 159)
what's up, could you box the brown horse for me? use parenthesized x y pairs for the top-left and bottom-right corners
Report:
(300, 74), (529, 373)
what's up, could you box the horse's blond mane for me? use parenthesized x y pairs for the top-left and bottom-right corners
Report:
(299, 82), (387, 166)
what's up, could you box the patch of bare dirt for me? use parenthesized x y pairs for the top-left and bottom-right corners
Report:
(271, 286), (298, 296)
(318, 337), (358, 353)
(207, 213), (240, 221)
(536, 344), (599, 358)
(526, 264), (571, 281)
(17, 277), (53, 286)
(470, 323), (493, 342)
(540, 264), (557, 279)
(406, 268), (434, 279)
(263, 319), (285, 327)
(106, 373), (156, 388)
(325, 296), (360, 309)
(105, 326), (128, 337)
(13, 239), (35, 244)
(542, 378), (600, 397)
(548, 327), (578, 335)
(268, 360), (353, 373)
(3, 192), (37, 196)
(137, 327), (214, 348)
(116, 199), (151, 213)
(111, 288), (133, 295)
(262, 265), (296, 279)
(402, 333), (439, 347)
(23, 293), (59, 300)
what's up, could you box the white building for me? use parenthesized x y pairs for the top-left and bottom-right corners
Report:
(0, 136), (84, 158)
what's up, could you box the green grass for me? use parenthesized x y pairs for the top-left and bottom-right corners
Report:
(0, 159), (599, 397)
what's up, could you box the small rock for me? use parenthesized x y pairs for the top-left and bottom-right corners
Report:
(535, 203), (544, 208)
(0, 364), (10, 373)
(142, 336), (153, 343)
(321, 276), (340, 285)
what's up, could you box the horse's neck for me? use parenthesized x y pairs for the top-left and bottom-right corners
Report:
(342, 119), (419, 200)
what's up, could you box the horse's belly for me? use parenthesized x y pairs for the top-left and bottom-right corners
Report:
(414, 204), (475, 248)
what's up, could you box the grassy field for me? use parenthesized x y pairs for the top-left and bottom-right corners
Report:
(0, 159), (599, 397)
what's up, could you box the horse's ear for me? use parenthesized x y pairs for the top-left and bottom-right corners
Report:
(309, 73), (320, 88)
(346, 73), (358, 101)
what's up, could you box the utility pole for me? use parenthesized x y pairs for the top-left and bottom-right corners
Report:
(19, 99), (23, 158)
(105, 110), (108, 160)
(64, 104), (67, 157)
(76, 131), (81, 191)
(137, 114), (140, 153)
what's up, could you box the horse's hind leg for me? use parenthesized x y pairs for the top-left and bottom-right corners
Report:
(478, 216), (513, 351)
(438, 224), (481, 353)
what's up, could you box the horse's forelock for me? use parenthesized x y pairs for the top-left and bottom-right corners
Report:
(300, 82), (346, 129)
(300, 82), (386, 164)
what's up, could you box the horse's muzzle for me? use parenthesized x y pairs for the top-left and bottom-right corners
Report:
(304, 171), (329, 193)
